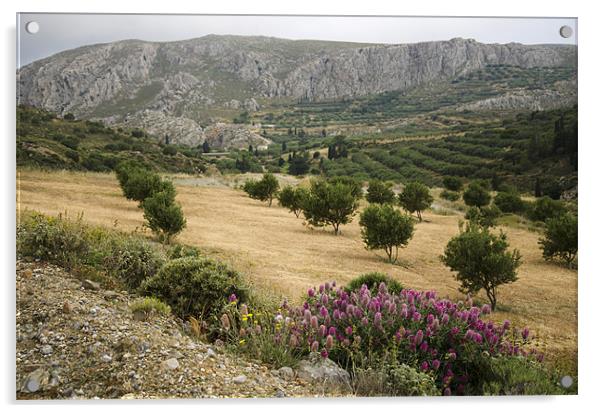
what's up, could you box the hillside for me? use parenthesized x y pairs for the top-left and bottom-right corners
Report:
(17, 36), (577, 145)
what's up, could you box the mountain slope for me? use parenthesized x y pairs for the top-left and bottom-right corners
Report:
(17, 35), (577, 145)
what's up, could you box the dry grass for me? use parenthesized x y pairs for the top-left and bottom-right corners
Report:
(16, 169), (577, 374)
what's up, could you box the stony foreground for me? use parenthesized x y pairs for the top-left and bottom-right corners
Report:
(16, 260), (347, 399)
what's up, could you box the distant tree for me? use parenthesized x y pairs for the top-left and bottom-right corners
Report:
(248, 144), (254, 153)
(282, 141), (287, 151)
(398, 182), (433, 222)
(301, 179), (359, 235)
(321, 129), (327, 137)
(465, 205), (502, 229)
(539, 213), (578, 267)
(131, 129), (145, 138)
(359, 204), (414, 264)
(366, 180), (395, 204)
(162, 145), (177, 156)
(490, 173), (502, 191)
(463, 182), (491, 208)
(277, 157), (285, 167)
(527, 196), (566, 222)
(327, 176), (363, 199)
(202, 141), (210, 153)
(142, 191), (186, 244)
(164, 134), (170, 145)
(534, 177), (543, 198)
(117, 165), (175, 207)
(63, 113), (75, 121)
(242, 173), (280, 206)
(277, 185), (309, 218)
(494, 191), (525, 214)
(441, 222), (521, 311)
(288, 152), (311, 176)
(442, 176), (463, 192)
(313, 151), (321, 159)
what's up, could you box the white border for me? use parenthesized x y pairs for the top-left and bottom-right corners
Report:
(2, 1), (601, 412)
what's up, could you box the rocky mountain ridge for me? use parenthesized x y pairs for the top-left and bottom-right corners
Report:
(17, 35), (577, 146)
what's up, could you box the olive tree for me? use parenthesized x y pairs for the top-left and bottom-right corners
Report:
(277, 185), (308, 218)
(398, 182), (433, 222)
(366, 180), (396, 204)
(301, 179), (359, 235)
(116, 163), (175, 206)
(441, 223), (521, 311)
(359, 204), (414, 263)
(463, 181), (491, 208)
(539, 212), (578, 267)
(242, 173), (280, 206)
(142, 191), (186, 243)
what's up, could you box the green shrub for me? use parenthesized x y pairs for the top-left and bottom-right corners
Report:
(539, 212), (578, 267)
(141, 256), (248, 320)
(465, 205), (502, 229)
(494, 191), (526, 214)
(345, 272), (403, 295)
(398, 181), (433, 222)
(129, 297), (171, 319)
(17, 212), (89, 269)
(167, 243), (201, 259)
(142, 191), (186, 243)
(440, 190), (460, 202)
(483, 357), (567, 395)
(242, 173), (280, 206)
(527, 196), (566, 222)
(442, 176), (463, 191)
(354, 363), (439, 397)
(118, 167), (175, 206)
(277, 185), (308, 218)
(463, 181), (491, 208)
(104, 237), (165, 290)
(301, 179), (360, 235)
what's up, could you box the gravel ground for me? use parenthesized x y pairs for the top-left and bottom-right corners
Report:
(16, 260), (346, 400)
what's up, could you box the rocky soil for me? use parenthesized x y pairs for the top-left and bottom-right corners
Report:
(16, 260), (349, 399)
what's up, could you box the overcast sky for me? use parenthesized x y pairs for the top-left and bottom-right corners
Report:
(17, 13), (577, 67)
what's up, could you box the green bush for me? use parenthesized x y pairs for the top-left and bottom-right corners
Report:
(142, 191), (186, 243)
(354, 363), (439, 397)
(440, 190), (460, 202)
(465, 205), (502, 229)
(527, 196), (566, 222)
(539, 212), (578, 267)
(242, 173), (280, 206)
(277, 185), (308, 218)
(117, 164), (175, 206)
(129, 297), (171, 319)
(301, 179), (360, 235)
(345, 272), (403, 295)
(463, 181), (491, 208)
(141, 256), (248, 320)
(443, 176), (463, 191)
(483, 357), (567, 395)
(494, 191), (526, 214)
(167, 243), (201, 259)
(366, 180), (395, 204)
(104, 237), (165, 290)
(398, 181), (433, 222)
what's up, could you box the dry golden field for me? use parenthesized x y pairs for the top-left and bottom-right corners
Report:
(16, 169), (577, 374)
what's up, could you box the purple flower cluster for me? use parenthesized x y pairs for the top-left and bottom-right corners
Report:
(260, 281), (540, 395)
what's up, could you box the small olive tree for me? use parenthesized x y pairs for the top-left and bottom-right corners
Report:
(277, 185), (308, 218)
(398, 182), (433, 222)
(463, 182), (491, 208)
(142, 191), (186, 243)
(465, 205), (502, 229)
(302, 179), (359, 235)
(242, 173), (280, 206)
(539, 212), (578, 267)
(366, 180), (396, 204)
(359, 204), (414, 263)
(441, 222), (521, 311)
(117, 164), (175, 206)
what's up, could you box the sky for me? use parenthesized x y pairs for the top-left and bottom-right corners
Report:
(17, 13), (577, 67)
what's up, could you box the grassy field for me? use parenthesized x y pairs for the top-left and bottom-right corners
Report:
(16, 168), (577, 374)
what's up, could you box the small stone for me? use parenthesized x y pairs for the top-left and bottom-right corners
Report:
(206, 348), (217, 358)
(40, 344), (53, 355)
(103, 291), (119, 300)
(164, 358), (179, 370)
(62, 301), (73, 314)
(232, 375), (247, 384)
(81, 279), (100, 290)
(22, 269), (33, 279)
(275, 389), (286, 398)
(278, 366), (295, 380)
(21, 368), (49, 393)
(100, 354), (112, 363)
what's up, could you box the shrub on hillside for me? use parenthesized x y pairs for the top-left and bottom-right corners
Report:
(119, 168), (176, 206)
(167, 243), (201, 259)
(494, 191), (526, 214)
(442, 176), (463, 192)
(359, 204), (415, 263)
(463, 182), (491, 208)
(129, 297), (171, 319)
(441, 222), (521, 311)
(327, 176), (364, 199)
(465, 205), (502, 229)
(345, 272), (403, 295)
(398, 182), (433, 222)
(141, 256), (248, 320)
(440, 190), (460, 202)
(527, 196), (566, 222)
(104, 237), (166, 290)
(366, 180), (396, 204)
(219, 281), (542, 395)
(142, 191), (186, 243)
(539, 212), (578, 267)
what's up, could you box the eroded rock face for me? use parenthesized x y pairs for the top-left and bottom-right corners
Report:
(17, 35), (576, 146)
